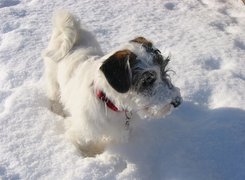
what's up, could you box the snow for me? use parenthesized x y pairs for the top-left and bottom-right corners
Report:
(0, 0), (245, 179)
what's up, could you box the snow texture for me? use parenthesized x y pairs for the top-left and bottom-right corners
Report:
(0, 0), (245, 179)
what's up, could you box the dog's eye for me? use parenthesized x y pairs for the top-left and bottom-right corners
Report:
(132, 70), (157, 93)
(142, 71), (156, 87)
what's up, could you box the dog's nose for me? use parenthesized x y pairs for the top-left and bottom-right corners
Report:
(171, 96), (182, 108)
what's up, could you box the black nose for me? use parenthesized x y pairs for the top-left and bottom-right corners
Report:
(171, 96), (182, 108)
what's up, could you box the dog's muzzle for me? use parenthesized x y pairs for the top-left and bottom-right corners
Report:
(171, 96), (182, 108)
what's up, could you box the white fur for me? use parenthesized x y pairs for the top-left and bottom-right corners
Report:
(42, 11), (181, 156)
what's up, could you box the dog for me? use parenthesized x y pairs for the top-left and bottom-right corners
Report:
(42, 10), (182, 156)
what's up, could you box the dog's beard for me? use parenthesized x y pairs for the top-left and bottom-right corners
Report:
(129, 91), (174, 119)
(144, 103), (174, 118)
(136, 103), (174, 119)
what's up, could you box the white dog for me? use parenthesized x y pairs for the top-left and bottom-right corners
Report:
(42, 11), (182, 156)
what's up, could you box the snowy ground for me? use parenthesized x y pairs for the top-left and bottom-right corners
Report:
(0, 0), (245, 179)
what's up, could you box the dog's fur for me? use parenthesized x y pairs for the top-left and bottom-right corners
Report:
(42, 11), (182, 156)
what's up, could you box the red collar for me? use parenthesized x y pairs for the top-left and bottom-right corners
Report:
(96, 90), (122, 112)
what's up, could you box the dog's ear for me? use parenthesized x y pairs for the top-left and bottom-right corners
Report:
(100, 50), (137, 93)
(130, 36), (153, 48)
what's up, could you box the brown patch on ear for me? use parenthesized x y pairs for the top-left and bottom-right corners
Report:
(130, 37), (153, 48)
(112, 50), (137, 62)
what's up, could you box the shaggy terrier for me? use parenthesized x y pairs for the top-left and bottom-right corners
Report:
(42, 11), (182, 156)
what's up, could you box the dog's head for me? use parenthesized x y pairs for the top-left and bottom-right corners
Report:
(99, 37), (182, 118)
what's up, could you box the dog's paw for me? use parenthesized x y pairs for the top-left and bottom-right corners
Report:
(77, 141), (106, 157)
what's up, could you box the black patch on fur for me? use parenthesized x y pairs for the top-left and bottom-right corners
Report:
(100, 50), (137, 93)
